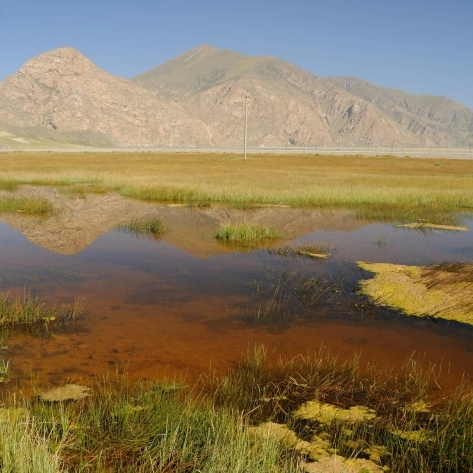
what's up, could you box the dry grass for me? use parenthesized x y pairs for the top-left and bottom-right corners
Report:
(1, 152), (473, 221)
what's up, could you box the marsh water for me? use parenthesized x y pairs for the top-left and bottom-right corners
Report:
(1, 197), (473, 392)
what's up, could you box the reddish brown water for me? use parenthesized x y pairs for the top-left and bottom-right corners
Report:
(1, 216), (473, 392)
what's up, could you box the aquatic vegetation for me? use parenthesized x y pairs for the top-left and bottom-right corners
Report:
(0, 293), (84, 327)
(0, 196), (52, 215)
(294, 401), (377, 426)
(117, 216), (166, 239)
(357, 261), (473, 325)
(238, 269), (338, 324)
(215, 223), (281, 246)
(38, 384), (92, 402)
(269, 243), (334, 259)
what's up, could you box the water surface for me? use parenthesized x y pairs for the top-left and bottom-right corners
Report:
(1, 208), (472, 392)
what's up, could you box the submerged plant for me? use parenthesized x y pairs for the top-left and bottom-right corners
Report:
(269, 242), (335, 259)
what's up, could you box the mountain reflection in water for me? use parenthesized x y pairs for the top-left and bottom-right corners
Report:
(0, 202), (472, 392)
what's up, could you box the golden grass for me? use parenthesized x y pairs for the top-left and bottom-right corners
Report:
(1, 152), (473, 221)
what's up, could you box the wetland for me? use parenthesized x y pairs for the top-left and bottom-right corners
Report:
(1, 152), (473, 472)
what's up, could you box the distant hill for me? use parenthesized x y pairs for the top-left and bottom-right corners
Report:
(0, 48), (212, 148)
(0, 45), (471, 149)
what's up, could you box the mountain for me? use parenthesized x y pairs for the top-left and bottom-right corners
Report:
(0, 48), (212, 148)
(133, 45), (473, 148)
(325, 76), (473, 146)
(1, 45), (472, 149)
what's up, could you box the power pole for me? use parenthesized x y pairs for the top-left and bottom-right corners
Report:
(244, 92), (249, 160)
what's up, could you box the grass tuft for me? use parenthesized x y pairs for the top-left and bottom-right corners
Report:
(215, 223), (281, 247)
(0, 293), (84, 328)
(117, 216), (166, 239)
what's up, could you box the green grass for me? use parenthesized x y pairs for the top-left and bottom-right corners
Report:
(1, 349), (473, 472)
(0, 293), (84, 328)
(117, 216), (166, 239)
(0, 197), (53, 215)
(215, 223), (281, 246)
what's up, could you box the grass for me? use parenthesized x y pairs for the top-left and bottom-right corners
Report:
(117, 216), (166, 239)
(1, 348), (473, 472)
(0, 197), (53, 215)
(215, 223), (281, 246)
(0, 293), (84, 328)
(0, 152), (473, 223)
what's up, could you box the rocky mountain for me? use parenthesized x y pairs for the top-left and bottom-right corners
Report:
(325, 76), (473, 146)
(0, 48), (212, 148)
(1, 45), (472, 149)
(133, 45), (473, 148)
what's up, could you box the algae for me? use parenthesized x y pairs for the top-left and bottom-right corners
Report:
(303, 455), (387, 473)
(392, 428), (434, 443)
(358, 261), (473, 325)
(38, 384), (92, 402)
(248, 422), (332, 460)
(294, 400), (376, 426)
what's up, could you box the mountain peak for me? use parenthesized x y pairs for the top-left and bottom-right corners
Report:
(18, 47), (97, 77)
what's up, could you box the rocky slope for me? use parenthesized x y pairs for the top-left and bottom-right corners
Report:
(0, 48), (212, 148)
(134, 45), (473, 148)
(325, 76), (473, 146)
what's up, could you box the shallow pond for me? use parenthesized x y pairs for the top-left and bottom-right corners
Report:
(1, 197), (473, 392)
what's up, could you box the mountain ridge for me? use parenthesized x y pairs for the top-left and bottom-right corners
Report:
(1, 45), (472, 149)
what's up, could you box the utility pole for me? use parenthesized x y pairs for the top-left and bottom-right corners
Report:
(244, 92), (249, 160)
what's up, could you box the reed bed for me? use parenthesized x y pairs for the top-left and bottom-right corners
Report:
(1, 152), (473, 222)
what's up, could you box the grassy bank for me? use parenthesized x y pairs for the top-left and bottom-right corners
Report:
(1, 152), (473, 222)
(1, 348), (473, 472)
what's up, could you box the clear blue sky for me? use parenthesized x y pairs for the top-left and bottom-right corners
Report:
(1, 0), (472, 110)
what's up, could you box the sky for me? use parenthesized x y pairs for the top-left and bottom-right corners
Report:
(1, 0), (472, 110)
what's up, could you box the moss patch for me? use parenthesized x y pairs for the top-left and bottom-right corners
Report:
(358, 262), (473, 325)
